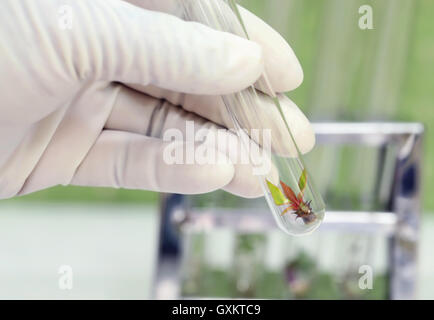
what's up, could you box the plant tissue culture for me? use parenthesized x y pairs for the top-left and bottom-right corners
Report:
(267, 170), (316, 224)
(180, 0), (325, 236)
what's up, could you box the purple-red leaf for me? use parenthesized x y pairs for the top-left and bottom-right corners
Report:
(280, 180), (299, 205)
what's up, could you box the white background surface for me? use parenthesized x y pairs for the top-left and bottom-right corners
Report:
(0, 204), (158, 299)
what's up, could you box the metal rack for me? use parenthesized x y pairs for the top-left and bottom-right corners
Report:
(151, 122), (424, 299)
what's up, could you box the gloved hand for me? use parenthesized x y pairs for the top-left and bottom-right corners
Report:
(0, 0), (314, 199)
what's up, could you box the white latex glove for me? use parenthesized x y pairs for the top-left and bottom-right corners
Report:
(0, 0), (314, 199)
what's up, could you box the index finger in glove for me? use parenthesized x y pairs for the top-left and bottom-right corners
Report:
(125, 0), (303, 92)
(33, 0), (263, 95)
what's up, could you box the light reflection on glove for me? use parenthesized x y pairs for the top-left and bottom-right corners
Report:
(0, 0), (313, 199)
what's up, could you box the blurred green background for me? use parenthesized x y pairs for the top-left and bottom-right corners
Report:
(3, 0), (433, 210)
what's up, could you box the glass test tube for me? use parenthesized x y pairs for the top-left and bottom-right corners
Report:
(180, 0), (325, 235)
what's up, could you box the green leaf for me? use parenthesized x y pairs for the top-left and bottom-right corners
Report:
(298, 169), (307, 193)
(266, 180), (288, 206)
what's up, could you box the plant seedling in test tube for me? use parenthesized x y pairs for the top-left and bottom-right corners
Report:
(266, 170), (316, 224)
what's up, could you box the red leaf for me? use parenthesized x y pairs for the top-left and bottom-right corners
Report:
(280, 181), (299, 205)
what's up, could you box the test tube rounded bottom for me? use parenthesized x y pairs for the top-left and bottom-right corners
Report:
(262, 156), (325, 236)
